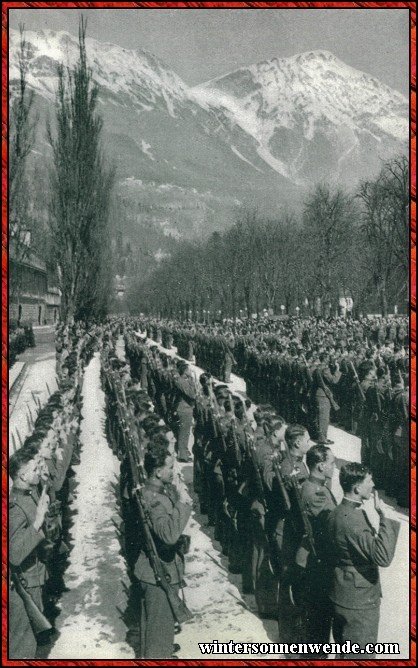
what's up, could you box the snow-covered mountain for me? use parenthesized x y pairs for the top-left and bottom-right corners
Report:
(9, 29), (189, 113)
(9, 30), (408, 248)
(191, 50), (408, 185)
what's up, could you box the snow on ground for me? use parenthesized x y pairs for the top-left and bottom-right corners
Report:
(15, 332), (404, 659)
(9, 356), (58, 456)
(9, 362), (25, 390)
(141, 332), (410, 660)
(50, 353), (134, 659)
(173, 461), (284, 659)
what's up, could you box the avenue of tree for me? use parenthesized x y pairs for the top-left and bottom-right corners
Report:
(132, 156), (408, 319)
(9, 20), (408, 324)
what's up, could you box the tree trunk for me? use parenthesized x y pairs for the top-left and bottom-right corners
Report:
(244, 284), (251, 317)
(380, 278), (388, 316)
(231, 286), (237, 322)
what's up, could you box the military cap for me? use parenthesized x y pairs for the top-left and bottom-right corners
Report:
(214, 384), (229, 399)
(199, 372), (211, 386)
(177, 360), (189, 374)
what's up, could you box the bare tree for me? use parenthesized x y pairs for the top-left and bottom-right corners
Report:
(302, 184), (356, 316)
(380, 155), (409, 275)
(357, 155), (408, 316)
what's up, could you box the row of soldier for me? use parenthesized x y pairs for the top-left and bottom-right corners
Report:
(127, 315), (409, 510)
(8, 324), (98, 659)
(119, 324), (401, 659)
(8, 315), (407, 660)
(101, 337), (193, 659)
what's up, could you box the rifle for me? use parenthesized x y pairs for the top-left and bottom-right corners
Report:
(374, 381), (382, 415)
(270, 453), (292, 514)
(207, 383), (227, 452)
(301, 354), (313, 384)
(11, 571), (52, 636)
(315, 367), (340, 412)
(241, 429), (267, 509)
(226, 392), (241, 465)
(400, 391), (408, 421)
(105, 371), (127, 459)
(102, 366), (193, 631)
(397, 367), (405, 390)
(350, 360), (366, 402)
(128, 436), (193, 630)
(282, 442), (317, 560)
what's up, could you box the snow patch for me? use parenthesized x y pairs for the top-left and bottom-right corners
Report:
(154, 248), (171, 262)
(9, 356), (58, 456)
(230, 145), (263, 172)
(256, 144), (291, 179)
(140, 139), (155, 160)
(373, 116), (409, 141)
(50, 353), (133, 659)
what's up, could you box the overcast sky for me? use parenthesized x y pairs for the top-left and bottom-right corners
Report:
(9, 7), (409, 94)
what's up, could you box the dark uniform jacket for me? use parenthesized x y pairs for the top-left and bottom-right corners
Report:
(9, 486), (47, 588)
(174, 375), (196, 414)
(270, 452), (309, 557)
(313, 364), (341, 399)
(295, 475), (337, 571)
(134, 479), (191, 585)
(301, 475), (337, 517)
(326, 498), (400, 609)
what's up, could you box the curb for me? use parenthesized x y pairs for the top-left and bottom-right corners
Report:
(9, 361), (27, 393)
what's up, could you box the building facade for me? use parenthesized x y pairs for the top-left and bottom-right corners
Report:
(10, 250), (61, 325)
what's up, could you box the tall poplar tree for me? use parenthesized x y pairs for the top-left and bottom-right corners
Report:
(48, 16), (114, 323)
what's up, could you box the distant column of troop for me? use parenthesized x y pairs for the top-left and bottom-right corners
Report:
(119, 320), (402, 660)
(139, 315), (409, 509)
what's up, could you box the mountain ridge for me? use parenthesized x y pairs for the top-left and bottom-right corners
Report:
(9, 28), (408, 264)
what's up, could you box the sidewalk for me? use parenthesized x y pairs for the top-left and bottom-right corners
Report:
(9, 327), (57, 456)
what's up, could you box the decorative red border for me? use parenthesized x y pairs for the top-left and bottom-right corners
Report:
(1, 2), (416, 666)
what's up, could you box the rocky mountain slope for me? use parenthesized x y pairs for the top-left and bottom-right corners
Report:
(9, 29), (408, 258)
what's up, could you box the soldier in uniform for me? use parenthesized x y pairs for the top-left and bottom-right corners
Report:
(366, 367), (390, 489)
(293, 444), (337, 653)
(172, 361), (196, 462)
(354, 361), (376, 465)
(277, 425), (311, 643)
(326, 462), (400, 659)
(135, 441), (192, 658)
(251, 413), (287, 617)
(222, 341), (236, 383)
(312, 353), (341, 445)
(9, 447), (51, 659)
(220, 394), (247, 571)
(140, 348), (149, 393)
(192, 373), (212, 513)
(391, 366), (409, 507)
